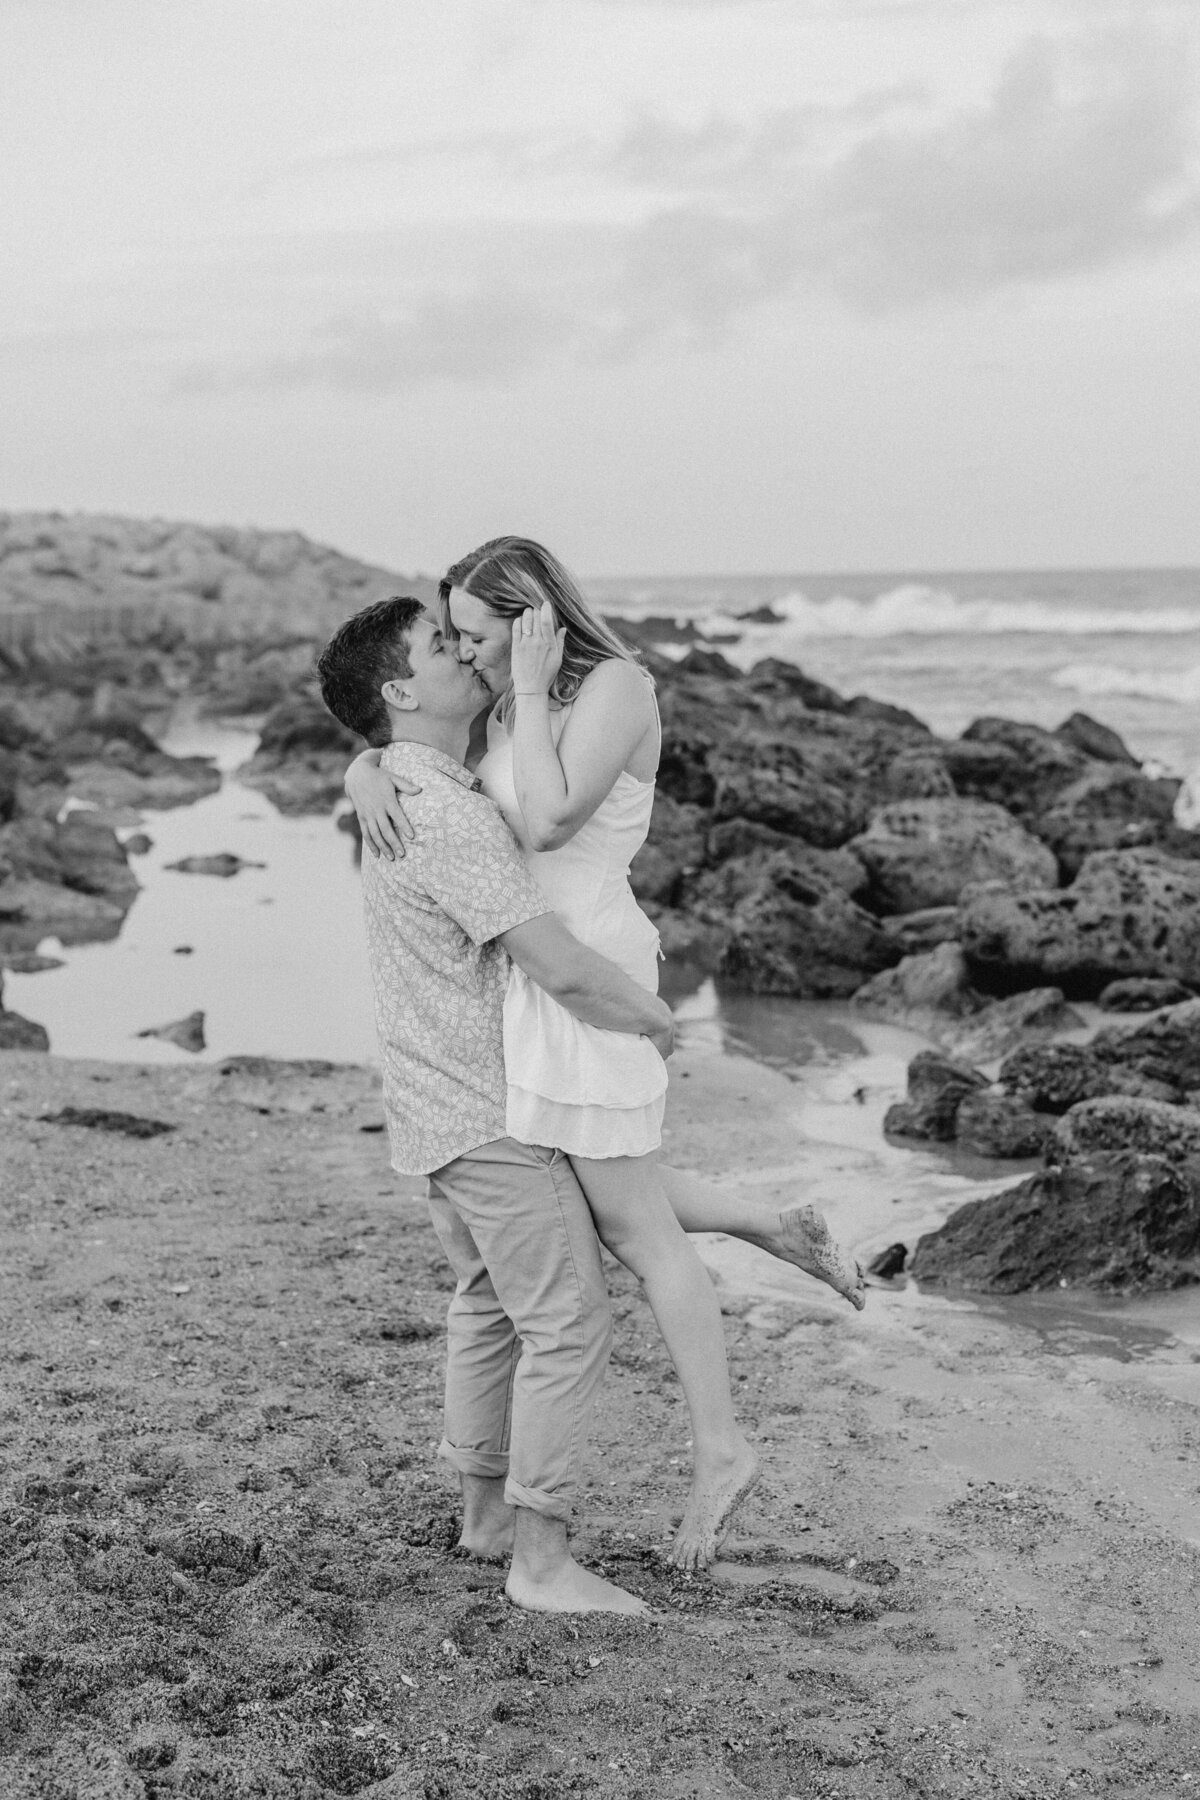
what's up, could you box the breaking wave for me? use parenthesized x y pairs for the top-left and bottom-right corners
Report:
(1051, 661), (1200, 707)
(693, 584), (1200, 640)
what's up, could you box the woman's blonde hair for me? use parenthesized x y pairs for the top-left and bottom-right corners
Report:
(438, 537), (645, 722)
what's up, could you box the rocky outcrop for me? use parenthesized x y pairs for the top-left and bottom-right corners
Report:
(852, 943), (1080, 1062)
(911, 1093), (1200, 1291)
(958, 849), (1200, 999)
(708, 849), (899, 997)
(1033, 766), (1182, 879)
(238, 694), (362, 815)
(884, 1050), (988, 1141)
(953, 1088), (1055, 1159)
(0, 973), (48, 1050)
(1097, 977), (1194, 1012)
(849, 798), (1057, 914)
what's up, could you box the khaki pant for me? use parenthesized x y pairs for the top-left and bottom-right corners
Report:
(426, 1136), (612, 1520)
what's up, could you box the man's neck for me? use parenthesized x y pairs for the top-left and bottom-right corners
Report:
(386, 714), (471, 766)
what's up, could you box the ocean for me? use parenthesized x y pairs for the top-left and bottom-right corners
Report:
(586, 566), (1200, 781)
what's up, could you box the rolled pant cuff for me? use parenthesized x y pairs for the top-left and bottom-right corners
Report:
(438, 1440), (509, 1480)
(504, 1476), (572, 1522)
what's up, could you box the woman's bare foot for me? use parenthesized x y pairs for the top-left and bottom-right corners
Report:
(505, 1555), (650, 1615)
(670, 1440), (761, 1573)
(774, 1204), (867, 1310)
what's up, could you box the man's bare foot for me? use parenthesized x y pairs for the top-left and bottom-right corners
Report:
(506, 1555), (650, 1615)
(456, 1521), (513, 1564)
(457, 1473), (515, 1561)
(775, 1204), (866, 1310)
(670, 1440), (761, 1573)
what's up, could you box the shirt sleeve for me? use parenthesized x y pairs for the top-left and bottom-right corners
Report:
(423, 794), (550, 945)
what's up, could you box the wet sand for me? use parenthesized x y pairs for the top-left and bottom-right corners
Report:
(3, 1045), (1200, 1799)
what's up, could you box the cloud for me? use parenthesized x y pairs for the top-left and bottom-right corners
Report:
(198, 26), (1200, 392)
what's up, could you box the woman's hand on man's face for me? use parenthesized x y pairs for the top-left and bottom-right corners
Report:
(510, 600), (566, 697)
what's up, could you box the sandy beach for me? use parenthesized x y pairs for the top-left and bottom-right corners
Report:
(4, 1041), (1199, 1799)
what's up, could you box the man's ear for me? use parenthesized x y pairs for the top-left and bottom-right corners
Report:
(381, 676), (417, 713)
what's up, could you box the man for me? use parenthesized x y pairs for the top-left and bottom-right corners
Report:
(317, 596), (672, 1615)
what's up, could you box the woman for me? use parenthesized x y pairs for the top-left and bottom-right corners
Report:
(347, 538), (865, 1569)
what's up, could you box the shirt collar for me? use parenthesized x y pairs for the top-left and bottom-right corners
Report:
(381, 740), (479, 790)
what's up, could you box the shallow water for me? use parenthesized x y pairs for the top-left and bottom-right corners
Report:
(9, 713), (1200, 1366)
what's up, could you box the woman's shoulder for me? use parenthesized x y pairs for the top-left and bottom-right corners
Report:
(574, 656), (655, 711)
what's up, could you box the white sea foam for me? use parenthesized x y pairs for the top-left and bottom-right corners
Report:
(1051, 661), (1200, 706)
(692, 584), (1200, 640)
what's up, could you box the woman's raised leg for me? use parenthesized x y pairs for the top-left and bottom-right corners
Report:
(569, 1151), (759, 1571)
(657, 1164), (866, 1310)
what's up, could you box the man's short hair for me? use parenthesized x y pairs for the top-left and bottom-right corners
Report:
(317, 596), (425, 745)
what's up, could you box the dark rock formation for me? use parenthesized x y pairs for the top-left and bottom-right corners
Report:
(1091, 997), (1200, 1094)
(166, 854), (265, 878)
(958, 849), (1200, 998)
(884, 1049), (988, 1142)
(849, 798), (1057, 914)
(0, 971), (49, 1050)
(1000, 1040), (1181, 1112)
(953, 1087), (1055, 1159)
(879, 906), (961, 955)
(136, 1011), (206, 1053)
(712, 851), (899, 997)
(912, 1092), (1200, 1292)
(853, 944), (1080, 1062)
(1033, 766), (1182, 879)
(1097, 977), (1194, 1012)
(866, 1243), (908, 1279)
(1053, 712), (1140, 767)
(239, 694), (362, 815)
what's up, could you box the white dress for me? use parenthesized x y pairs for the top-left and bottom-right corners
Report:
(476, 700), (668, 1159)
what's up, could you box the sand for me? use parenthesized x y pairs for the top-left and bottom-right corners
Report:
(3, 1045), (1200, 1799)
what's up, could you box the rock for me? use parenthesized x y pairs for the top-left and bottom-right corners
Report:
(1091, 998), (1200, 1093)
(866, 1243), (908, 1279)
(43, 1106), (175, 1138)
(0, 1007), (49, 1050)
(958, 849), (1200, 999)
(165, 853), (265, 878)
(712, 851), (900, 997)
(239, 694), (362, 815)
(1097, 977), (1194, 1012)
(913, 1091), (1200, 1291)
(123, 833), (153, 855)
(1033, 766), (1182, 879)
(849, 798), (1058, 914)
(65, 756), (221, 811)
(953, 1087), (1055, 1159)
(879, 907), (961, 954)
(1001, 1042), (1128, 1113)
(136, 1011), (206, 1053)
(952, 717), (1087, 817)
(938, 989), (1083, 1065)
(2, 952), (64, 973)
(1050, 1094), (1200, 1164)
(910, 1153), (1200, 1292)
(744, 659), (848, 711)
(0, 878), (124, 930)
(883, 1049), (988, 1142)
(630, 794), (708, 907)
(851, 944), (1077, 1062)
(1053, 711), (1140, 766)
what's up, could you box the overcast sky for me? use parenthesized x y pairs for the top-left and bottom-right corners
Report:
(3, 0), (1199, 576)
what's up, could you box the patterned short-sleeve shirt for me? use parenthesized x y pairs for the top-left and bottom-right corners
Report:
(361, 741), (550, 1174)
